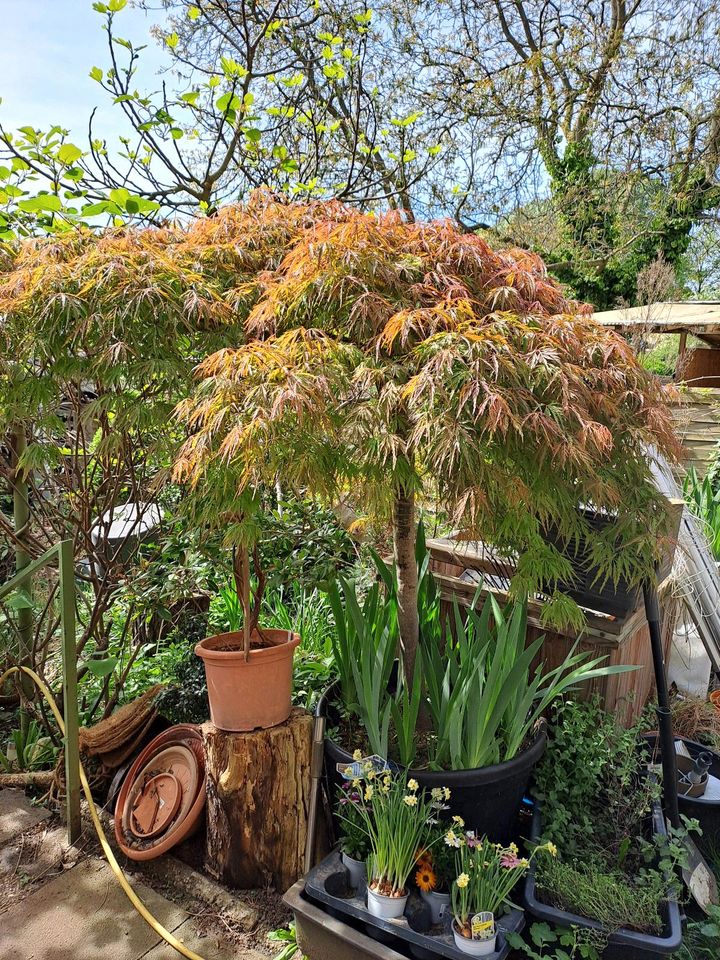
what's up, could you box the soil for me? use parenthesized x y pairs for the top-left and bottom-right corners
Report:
(213, 638), (277, 652)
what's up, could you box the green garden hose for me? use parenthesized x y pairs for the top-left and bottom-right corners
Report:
(1, 665), (208, 960)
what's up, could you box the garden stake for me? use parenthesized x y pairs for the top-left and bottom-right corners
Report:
(304, 711), (326, 874)
(643, 579), (718, 911)
(642, 580), (680, 830)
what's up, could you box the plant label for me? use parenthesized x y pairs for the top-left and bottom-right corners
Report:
(471, 912), (495, 941)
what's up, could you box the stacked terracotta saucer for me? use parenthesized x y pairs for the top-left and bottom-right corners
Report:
(114, 724), (206, 861)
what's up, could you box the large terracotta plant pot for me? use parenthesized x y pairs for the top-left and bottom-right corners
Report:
(196, 628), (301, 731)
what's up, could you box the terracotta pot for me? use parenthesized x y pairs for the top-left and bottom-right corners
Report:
(195, 628), (301, 732)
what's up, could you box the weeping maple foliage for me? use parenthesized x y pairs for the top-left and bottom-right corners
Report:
(174, 204), (681, 674)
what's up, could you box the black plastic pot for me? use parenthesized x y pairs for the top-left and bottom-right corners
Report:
(317, 683), (546, 844)
(521, 800), (683, 960)
(642, 734), (720, 849)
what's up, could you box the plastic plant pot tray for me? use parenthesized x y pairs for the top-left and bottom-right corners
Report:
(521, 800), (682, 960)
(303, 851), (525, 960)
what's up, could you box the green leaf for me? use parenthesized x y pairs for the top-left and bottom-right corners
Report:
(85, 656), (119, 679)
(245, 127), (261, 143)
(57, 143), (83, 165)
(90, 66), (104, 82)
(187, 4), (201, 19)
(18, 194), (63, 213)
(530, 922), (556, 946)
(220, 56), (248, 79)
(180, 90), (200, 106)
(108, 0), (127, 10)
(6, 590), (34, 611)
(216, 92), (241, 114)
(166, 32), (179, 49)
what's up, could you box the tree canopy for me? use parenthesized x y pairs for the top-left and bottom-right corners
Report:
(1, 1), (718, 307)
(173, 199), (681, 679)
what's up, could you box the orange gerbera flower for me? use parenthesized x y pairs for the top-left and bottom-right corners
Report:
(415, 864), (437, 893)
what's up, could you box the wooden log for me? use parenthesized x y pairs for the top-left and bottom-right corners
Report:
(0, 771), (54, 788)
(202, 708), (313, 892)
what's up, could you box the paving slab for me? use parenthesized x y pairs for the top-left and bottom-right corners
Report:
(0, 788), (50, 845)
(141, 918), (266, 960)
(0, 857), (187, 960)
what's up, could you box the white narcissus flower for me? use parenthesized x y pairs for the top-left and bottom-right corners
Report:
(403, 795), (418, 807)
(407, 778), (419, 791)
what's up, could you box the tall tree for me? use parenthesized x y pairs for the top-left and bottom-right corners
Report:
(410, 0), (720, 305)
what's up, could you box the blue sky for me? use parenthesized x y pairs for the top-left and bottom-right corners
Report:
(1, 1), (168, 140)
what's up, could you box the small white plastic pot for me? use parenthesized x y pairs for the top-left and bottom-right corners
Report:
(366, 885), (408, 920)
(452, 922), (497, 956)
(420, 889), (451, 924)
(341, 852), (367, 889)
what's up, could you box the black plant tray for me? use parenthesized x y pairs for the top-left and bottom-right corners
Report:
(521, 801), (683, 960)
(304, 851), (525, 960)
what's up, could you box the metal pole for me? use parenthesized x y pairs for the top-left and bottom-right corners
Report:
(58, 539), (81, 844)
(643, 580), (680, 829)
(10, 425), (33, 730)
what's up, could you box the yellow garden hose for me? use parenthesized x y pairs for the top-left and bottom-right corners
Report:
(2, 665), (208, 960)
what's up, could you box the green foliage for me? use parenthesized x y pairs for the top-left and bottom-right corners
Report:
(506, 923), (600, 960)
(337, 782), (371, 860)
(639, 335), (680, 377)
(533, 698), (652, 858)
(327, 571), (398, 760)
(328, 540), (635, 769)
(155, 619), (210, 725)
(677, 903), (720, 960)
(537, 857), (664, 935)
(0, 719), (57, 773)
(258, 496), (357, 593)
(532, 698), (691, 936)
(683, 466), (720, 561)
(263, 588), (337, 711)
(267, 923), (300, 960)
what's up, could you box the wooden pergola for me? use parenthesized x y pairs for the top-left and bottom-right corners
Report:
(593, 300), (720, 356)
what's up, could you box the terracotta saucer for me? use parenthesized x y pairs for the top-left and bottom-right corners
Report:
(114, 724), (207, 861)
(130, 772), (182, 838)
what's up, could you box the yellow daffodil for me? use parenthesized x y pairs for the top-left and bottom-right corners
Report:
(456, 872), (470, 889)
(365, 785), (374, 801)
(452, 815), (465, 827)
(353, 749), (363, 761)
(545, 841), (558, 857)
(404, 794), (418, 807)
(407, 778), (419, 792)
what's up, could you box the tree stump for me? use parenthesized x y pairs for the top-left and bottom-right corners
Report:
(202, 708), (313, 892)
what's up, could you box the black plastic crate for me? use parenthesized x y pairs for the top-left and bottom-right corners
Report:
(521, 801), (683, 960)
(303, 850), (525, 960)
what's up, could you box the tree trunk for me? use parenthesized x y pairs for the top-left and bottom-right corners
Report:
(393, 487), (419, 686)
(202, 709), (314, 892)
